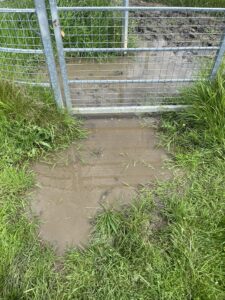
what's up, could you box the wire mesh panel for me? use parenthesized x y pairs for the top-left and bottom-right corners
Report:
(53, 2), (225, 114)
(1, 1), (225, 114)
(0, 1), (51, 86)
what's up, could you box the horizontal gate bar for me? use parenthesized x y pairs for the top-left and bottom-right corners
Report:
(58, 6), (225, 13)
(14, 80), (50, 87)
(0, 47), (44, 54)
(0, 8), (36, 13)
(71, 105), (188, 115)
(68, 78), (196, 84)
(64, 46), (219, 53)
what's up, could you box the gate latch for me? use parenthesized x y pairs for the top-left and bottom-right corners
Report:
(53, 19), (65, 38)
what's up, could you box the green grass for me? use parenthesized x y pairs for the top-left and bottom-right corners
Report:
(1, 70), (225, 299)
(0, 81), (86, 299)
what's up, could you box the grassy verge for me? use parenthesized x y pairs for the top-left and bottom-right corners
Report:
(0, 81), (86, 298)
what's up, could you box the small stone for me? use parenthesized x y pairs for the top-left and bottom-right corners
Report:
(189, 32), (197, 39)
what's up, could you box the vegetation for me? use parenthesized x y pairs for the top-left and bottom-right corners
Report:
(0, 81), (86, 299)
(59, 0), (123, 52)
(1, 66), (225, 298)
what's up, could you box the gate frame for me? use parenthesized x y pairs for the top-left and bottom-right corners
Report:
(48, 3), (225, 114)
(34, 0), (64, 108)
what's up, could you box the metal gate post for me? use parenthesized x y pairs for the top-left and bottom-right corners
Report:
(49, 0), (72, 111)
(34, 0), (63, 108)
(122, 0), (129, 50)
(210, 31), (225, 80)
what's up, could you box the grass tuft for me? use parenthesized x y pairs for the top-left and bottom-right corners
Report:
(0, 81), (86, 168)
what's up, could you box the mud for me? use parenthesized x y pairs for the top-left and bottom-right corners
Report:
(31, 118), (171, 253)
(132, 1), (225, 48)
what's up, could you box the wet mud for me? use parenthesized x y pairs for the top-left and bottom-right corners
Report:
(31, 118), (171, 253)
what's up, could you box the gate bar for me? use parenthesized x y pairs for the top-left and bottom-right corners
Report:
(71, 105), (188, 115)
(0, 8), (35, 13)
(49, 0), (72, 111)
(210, 30), (225, 79)
(68, 79), (196, 84)
(64, 46), (219, 53)
(35, 0), (63, 108)
(57, 6), (225, 13)
(122, 0), (129, 50)
(0, 47), (43, 54)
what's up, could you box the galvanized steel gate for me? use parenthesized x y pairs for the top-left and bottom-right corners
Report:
(1, 0), (225, 115)
(48, 0), (225, 115)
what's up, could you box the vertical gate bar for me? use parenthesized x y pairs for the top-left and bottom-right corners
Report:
(210, 30), (225, 80)
(34, 0), (63, 108)
(122, 0), (129, 50)
(49, 0), (72, 111)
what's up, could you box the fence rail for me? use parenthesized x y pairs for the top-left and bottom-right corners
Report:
(0, 0), (225, 114)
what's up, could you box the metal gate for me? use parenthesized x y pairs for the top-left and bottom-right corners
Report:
(48, 0), (225, 115)
(1, 0), (225, 115)
(0, 0), (63, 108)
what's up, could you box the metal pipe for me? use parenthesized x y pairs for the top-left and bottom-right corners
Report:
(210, 30), (225, 79)
(35, 0), (64, 109)
(0, 47), (43, 54)
(49, 0), (72, 111)
(71, 105), (188, 115)
(64, 46), (218, 53)
(57, 6), (225, 13)
(122, 0), (129, 50)
(68, 78), (196, 84)
(14, 81), (50, 87)
(0, 8), (35, 13)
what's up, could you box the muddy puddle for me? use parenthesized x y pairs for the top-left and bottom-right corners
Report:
(31, 118), (171, 253)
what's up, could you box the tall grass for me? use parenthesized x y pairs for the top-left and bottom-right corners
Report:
(161, 70), (225, 155)
(58, 0), (123, 51)
(0, 81), (86, 167)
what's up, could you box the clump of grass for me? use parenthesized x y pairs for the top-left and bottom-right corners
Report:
(159, 69), (225, 164)
(0, 81), (86, 168)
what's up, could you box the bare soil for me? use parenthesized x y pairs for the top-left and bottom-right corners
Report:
(31, 118), (171, 253)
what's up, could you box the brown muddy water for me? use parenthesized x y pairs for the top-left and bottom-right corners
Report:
(31, 118), (171, 253)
